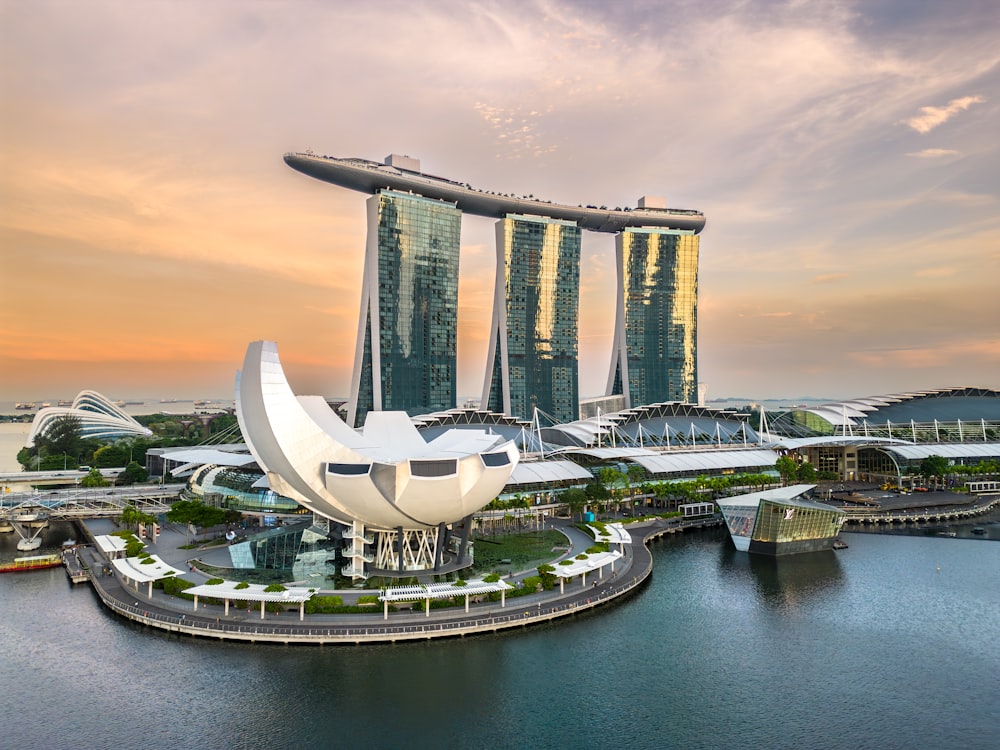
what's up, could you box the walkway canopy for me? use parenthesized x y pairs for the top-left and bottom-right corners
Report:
(588, 523), (631, 546)
(94, 534), (128, 558)
(182, 581), (314, 620)
(379, 580), (513, 619)
(551, 550), (623, 592)
(112, 554), (186, 597)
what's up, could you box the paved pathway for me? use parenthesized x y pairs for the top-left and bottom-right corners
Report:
(76, 515), (714, 644)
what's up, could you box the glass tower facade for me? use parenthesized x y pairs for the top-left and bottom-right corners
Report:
(607, 227), (699, 408)
(482, 214), (581, 424)
(349, 190), (462, 427)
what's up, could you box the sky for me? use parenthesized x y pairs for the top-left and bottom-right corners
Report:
(2, 0), (999, 405)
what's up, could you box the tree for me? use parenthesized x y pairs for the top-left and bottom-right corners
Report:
(626, 464), (646, 505)
(94, 444), (129, 468)
(775, 456), (798, 485)
(166, 499), (226, 542)
(920, 455), (950, 488)
(80, 467), (108, 488)
(796, 462), (817, 482)
(562, 488), (588, 522)
(117, 461), (148, 486)
(35, 415), (83, 460)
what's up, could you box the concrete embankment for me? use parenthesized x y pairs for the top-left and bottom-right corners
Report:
(75, 516), (717, 645)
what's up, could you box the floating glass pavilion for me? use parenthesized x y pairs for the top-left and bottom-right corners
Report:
(717, 484), (846, 556)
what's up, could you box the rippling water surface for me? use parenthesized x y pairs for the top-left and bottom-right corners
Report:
(1, 525), (997, 749)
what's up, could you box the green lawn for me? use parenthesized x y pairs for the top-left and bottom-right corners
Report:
(471, 529), (568, 573)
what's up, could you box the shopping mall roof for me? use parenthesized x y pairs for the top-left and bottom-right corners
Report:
(879, 442), (1000, 462)
(627, 448), (779, 476)
(769, 387), (1000, 436)
(507, 460), (593, 487)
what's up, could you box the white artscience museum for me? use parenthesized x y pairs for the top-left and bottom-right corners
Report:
(235, 341), (519, 579)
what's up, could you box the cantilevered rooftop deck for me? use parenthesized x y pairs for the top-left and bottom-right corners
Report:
(284, 152), (706, 234)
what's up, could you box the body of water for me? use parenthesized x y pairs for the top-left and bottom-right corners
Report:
(0, 421), (31, 472)
(1, 524), (996, 749)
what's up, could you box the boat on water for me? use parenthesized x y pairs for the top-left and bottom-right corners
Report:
(832, 539), (849, 550)
(0, 553), (61, 573)
(971, 527), (986, 535)
(17, 537), (42, 551)
(15, 402), (36, 410)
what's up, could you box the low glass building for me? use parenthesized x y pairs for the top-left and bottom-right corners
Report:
(718, 485), (845, 555)
(228, 520), (341, 583)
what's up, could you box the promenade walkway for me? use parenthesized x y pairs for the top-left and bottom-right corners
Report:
(75, 515), (719, 645)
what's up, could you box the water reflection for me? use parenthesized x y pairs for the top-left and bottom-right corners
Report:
(719, 544), (845, 612)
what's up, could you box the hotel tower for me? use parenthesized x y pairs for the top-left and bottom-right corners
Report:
(283, 153), (705, 423)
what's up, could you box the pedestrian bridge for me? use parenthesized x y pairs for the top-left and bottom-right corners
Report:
(0, 484), (184, 521)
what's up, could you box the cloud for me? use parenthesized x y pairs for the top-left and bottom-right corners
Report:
(914, 267), (956, 278)
(904, 95), (985, 134)
(812, 273), (849, 284)
(906, 148), (960, 158)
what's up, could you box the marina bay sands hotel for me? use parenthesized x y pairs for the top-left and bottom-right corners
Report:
(284, 152), (706, 428)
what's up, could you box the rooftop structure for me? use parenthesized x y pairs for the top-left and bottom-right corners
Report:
(768, 387), (1000, 438)
(27, 390), (152, 446)
(284, 153), (706, 233)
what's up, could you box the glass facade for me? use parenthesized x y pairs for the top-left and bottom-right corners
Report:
(353, 190), (461, 427)
(483, 215), (581, 423)
(610, 228), (699, 407)
(720, 502), (759, 551)
(752, 501), (844, 545)
(229, 521), (340, 581)
(189, 465), (307, 517)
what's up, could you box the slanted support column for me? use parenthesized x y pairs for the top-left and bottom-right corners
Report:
(434, 522), (445, 572)
(457, 515), (473, 565)
(465, 593), (470, 613)
(560, 578), (564, 594)
(397, 526), (404, 573)
(225, 598), (230, 616)
(581, 572), (587, 588)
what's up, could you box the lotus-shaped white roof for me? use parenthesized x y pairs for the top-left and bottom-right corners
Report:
(235, 341), (519, 530)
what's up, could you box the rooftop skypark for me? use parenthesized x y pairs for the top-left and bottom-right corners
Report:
(284, 152), (706, 234)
